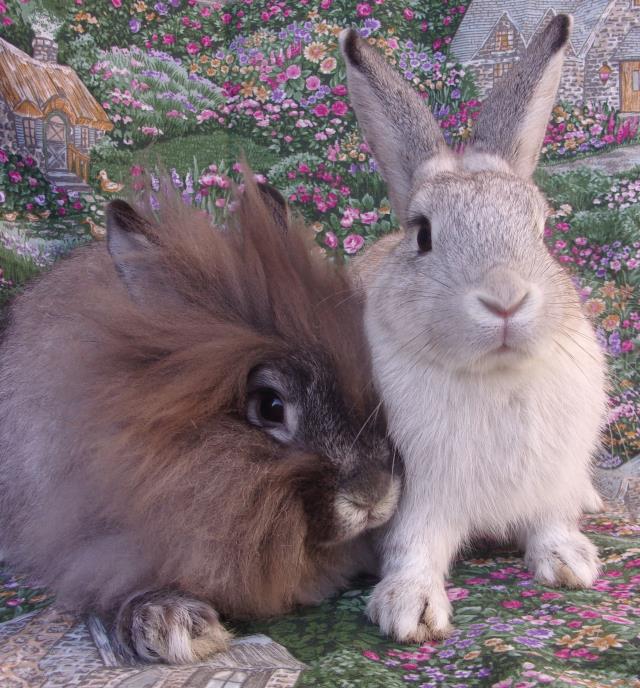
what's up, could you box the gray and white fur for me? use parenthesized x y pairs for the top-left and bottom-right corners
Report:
(340, 15), (607, 642)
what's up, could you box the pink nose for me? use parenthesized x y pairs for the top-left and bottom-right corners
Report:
(478, 293), (528, 319)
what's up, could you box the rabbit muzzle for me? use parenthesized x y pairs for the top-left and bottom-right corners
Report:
(331, 468), (401, 544)
(465, 266), (542, 360)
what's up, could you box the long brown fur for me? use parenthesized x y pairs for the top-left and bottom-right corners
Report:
(0, 175), (397, 660)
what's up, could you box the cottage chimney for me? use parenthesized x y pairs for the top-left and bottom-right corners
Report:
(32, 36), (58, 63)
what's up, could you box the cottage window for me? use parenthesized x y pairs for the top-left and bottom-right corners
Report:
(634, 70), (640, 91)
(80, 127), (89, 149)
(495, 29), (514, 51)
(23, 118), (37, 148)
(493, 62), (512, 81)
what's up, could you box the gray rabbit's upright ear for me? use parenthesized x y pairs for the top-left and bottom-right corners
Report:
(340, 29), (447, 226)
(106, 200), (164, 304)
(470, 14), (572, 178)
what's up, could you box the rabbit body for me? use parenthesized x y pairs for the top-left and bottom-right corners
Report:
(0, 181), (400, 662)
(341, 16), (607, 642)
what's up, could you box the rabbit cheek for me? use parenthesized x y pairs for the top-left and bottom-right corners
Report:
(297, 467), (341, 545)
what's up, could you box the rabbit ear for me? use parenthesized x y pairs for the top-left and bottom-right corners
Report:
(106, 200), (164, 303)
(470, 14), (572, 178)
(340, 28), (447, 225)
(257, 182), (289, 232)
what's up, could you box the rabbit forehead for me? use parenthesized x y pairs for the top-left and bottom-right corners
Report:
(409, 171), (546, 229)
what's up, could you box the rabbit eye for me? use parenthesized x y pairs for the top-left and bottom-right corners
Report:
(257, 389), (285, 424)
(416, 217), (432, 253)
(246, 367), (298, 443)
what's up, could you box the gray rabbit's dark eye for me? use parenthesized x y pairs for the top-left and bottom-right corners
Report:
(416, 217), (432, 253)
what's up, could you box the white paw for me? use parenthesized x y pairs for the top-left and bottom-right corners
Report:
(525, 531), (600, 589)
(117, 590), (232, 664)
(367, 572), (453, 643)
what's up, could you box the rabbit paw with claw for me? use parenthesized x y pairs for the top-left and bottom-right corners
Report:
(116, 590), (231, 664)
(525, 530), (601, 589)
(367, 572), (453, 643)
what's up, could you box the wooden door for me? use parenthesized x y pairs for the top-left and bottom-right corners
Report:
(620, 61), (640, 112)
(45, 114), (68, 170)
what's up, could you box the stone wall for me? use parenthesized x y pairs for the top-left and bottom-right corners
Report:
(0, 96), (16, 153)
(558, 57), (585, 102)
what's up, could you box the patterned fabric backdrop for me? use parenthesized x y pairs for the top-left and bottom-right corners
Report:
(0, 1), (639, 686)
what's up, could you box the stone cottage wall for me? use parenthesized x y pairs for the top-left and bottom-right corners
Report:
(558, 57), (585, 102)
(584, 0), (640, 108)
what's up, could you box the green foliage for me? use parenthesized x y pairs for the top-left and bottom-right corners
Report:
(0, 0), (35, 54)
(535, 168), (613, 212)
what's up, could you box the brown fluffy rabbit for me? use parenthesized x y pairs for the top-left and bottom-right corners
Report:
(0, 178), (400, 664)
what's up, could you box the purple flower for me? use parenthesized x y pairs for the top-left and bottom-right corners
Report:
(34, 194), (46, 206)
(451, 88), (461, 99)
(129, 18), (141, 32)
(0, 190), (5, 204)
(154, 2), (169, 14)
(514, 635), (545, 648)
(171, 168), (182, 188)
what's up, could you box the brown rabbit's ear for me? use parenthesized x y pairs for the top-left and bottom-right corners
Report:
(257, 182), (289, 232)
(106, 200), (168, 305)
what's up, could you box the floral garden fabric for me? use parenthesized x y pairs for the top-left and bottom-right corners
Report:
(0, 0), (639, 686)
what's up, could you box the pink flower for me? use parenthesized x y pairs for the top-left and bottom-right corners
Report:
(343, 234), (365, 254)
(314, 104), (330, 117)
(324, 231), (338, 249)
(222, 12), (232, 24)
(0, 149), (8, 163)
(201, 36), (212, 48)
(186, 42), (200, 55)
(356, 2), (371, 16)
(8, 170), (22, 183)
(331, 100), (348, 116)
(446, 587), (469, 601)
(306, 75), (321, 91)
(363, 650), (379, 661)
(622, 341), (634, 352)
(403, 8), (414, 20)
(540, 591), (563, 600)
(360, 210), (378, 225)
(111, 0), (121, 7)
(332, 85), (347, 97)
(501, 600), (522, 609)
(163, 34), (176, 45)
(130, 165), (144, 177)
(285, 64), (301, 79)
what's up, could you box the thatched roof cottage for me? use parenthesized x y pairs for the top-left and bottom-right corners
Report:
(0, 36), (112, 190)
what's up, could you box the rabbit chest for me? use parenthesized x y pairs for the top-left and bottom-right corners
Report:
(376, 349), (605, 536)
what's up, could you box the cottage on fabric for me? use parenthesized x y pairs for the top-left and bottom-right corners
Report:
(451, 0), (640, 112)
(0, 35), (112, 190)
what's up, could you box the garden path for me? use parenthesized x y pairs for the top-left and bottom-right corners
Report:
(542, 143), (640, 174)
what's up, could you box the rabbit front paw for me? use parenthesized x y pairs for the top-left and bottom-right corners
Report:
(525, 531), (601, 589)
(367, 572), (453, 643)
(115, 590), (232, 664)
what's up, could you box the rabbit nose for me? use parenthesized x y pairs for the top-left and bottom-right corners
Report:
(477, 293), (528, 319)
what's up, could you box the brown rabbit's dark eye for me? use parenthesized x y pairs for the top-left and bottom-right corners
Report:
(416, 217), (432, 253)
(257, 389), (285, 424)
